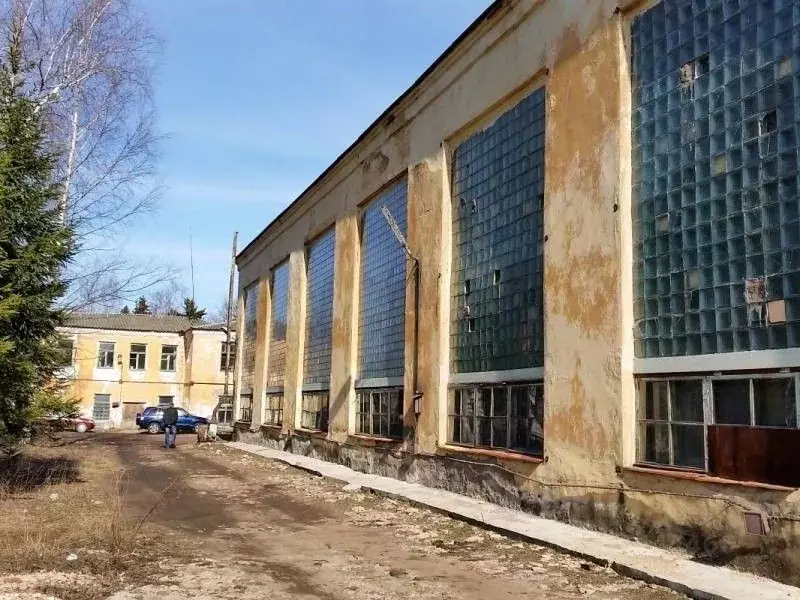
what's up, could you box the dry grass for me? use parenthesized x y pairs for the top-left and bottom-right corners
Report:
(0, 438), (141, 574)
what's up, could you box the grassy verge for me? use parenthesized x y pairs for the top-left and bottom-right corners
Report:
(0, 435), (148, 581)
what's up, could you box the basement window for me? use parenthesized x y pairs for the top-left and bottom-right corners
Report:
(355, 388), (403, 439)
(264, 393), (284, 427)
(638, 374), (800, 486)
(448, 383), (543, 456)
(300, 392), (328, 432)
(239, 394), (253, 423)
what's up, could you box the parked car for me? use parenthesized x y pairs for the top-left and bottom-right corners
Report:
(39, 413), (96, 433)
(135, 406), (208, 434)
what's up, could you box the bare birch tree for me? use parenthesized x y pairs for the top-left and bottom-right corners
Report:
(1, 0), (167, 311)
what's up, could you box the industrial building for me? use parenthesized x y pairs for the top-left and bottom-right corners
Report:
(232, 0), (800, 581)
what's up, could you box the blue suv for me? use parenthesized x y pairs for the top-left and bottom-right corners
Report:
(135, 406), (208, 434)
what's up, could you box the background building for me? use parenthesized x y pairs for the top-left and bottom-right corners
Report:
(57, 314), (235, 428)
(232, 0), (800, 583)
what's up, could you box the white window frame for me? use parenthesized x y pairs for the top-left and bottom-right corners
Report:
(97, 342), (115, 369)
(160, 345), (177, 372)
(637, 372), (800, 472)
(129, 343), (146, 370)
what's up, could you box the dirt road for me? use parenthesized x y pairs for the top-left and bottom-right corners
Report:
(0, 433), (683, 599)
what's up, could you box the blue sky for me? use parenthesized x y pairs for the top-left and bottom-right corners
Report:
(131, 0), (491, 314)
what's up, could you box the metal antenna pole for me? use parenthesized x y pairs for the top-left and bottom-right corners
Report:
(223, 231), (238, 400)
(189, 225), (196, 301)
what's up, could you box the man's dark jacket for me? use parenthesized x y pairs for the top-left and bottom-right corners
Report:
(163, 406), (178, 427)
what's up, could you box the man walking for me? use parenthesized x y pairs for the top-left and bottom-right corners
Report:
(163, 405), (178, 449)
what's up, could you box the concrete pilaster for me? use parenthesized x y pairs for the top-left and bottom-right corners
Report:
(283, 249), (307, 433)
(250, 277), (271, 429)
(328, 214), (360, 442)
(406, 157), (449, 454)
(540, 18), (629, 483)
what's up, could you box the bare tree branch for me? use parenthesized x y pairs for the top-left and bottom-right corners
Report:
(0, 0), (165, 311)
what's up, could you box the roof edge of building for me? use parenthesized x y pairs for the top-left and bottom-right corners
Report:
(235, 0), (507, 265)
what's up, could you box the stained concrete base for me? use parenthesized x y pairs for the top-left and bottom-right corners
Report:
(228, 441), (800, 600)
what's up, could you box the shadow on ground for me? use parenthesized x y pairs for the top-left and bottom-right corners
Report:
(0, 456), (82, 492)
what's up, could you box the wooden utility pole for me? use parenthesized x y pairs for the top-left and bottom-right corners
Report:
(223, 231), (238, 400)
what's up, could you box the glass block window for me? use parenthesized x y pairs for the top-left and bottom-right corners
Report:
(355, 388), (403, 439)
(268, 262), (290, 387)
(359, 179), (408, 380)
(632, 0), (800, 358)
(447, 383), (544, 455)
(300, 392), (329, 431)
(304, 229), (335, 386)
(240, 282), (259, 394)
(92, 394), (110, 421)
(264, 393), (283, 426)
(450, 88), (546, 374)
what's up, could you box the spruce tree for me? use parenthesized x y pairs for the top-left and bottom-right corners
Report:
(182, 297), (206, 321)
(133, 296), (150, 314)
(0, 20), (73, 441)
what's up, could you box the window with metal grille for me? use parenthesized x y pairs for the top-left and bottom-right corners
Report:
(157, 395), (174, 407)
(355, 388), (403, 439)
(300, 392), (328, 431)
(358, 180), (408, 380)
(129, 343), (146, 370)
(448, 383), (544, 455)
(160, 345), (177, 371)
(240, 283), (259, 394)
(304, 229), (335, 387)
(220, 342), (235, 371)
(631, 0), (800, 358)
(268, 262), (290, 387)
(450, 88), (546, 374)
(92, 394), (110, 420)
(264, 393), (284, 426)
(639, 374), (800, 484)
(97, 342), (115, 368)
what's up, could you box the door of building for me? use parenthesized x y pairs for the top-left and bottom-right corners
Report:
(122, 402), (145, 429)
